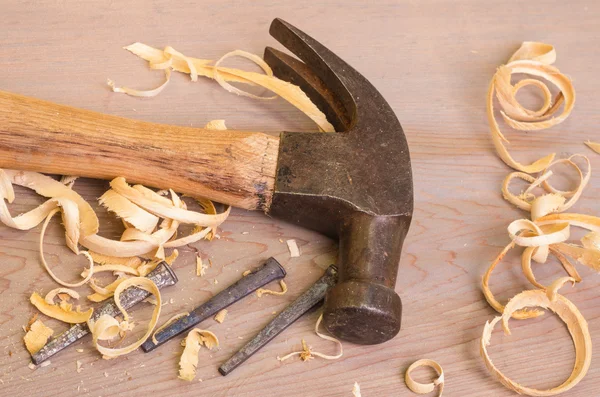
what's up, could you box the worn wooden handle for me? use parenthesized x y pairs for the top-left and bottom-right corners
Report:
(0, 90), (279, 211)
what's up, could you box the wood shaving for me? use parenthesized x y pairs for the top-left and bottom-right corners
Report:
(584, 141), (600, 154)
(352, 382), (362, 397)
(256, 280), (287, 298)
(88, 252), (143, 268)
(286, 239), (300, 257)
(88, 277), (130, 302)
(178, 329), (219, 381)
(213, 50), (277, 100)
(487, 42), (574, 173)
(23, 319), (54, 354)
(152, 312), (190, 344)
(81, 264), (139, 278)
(214, 309), (227, 324)
(196, 256), (206, 277)
(44, 288), (79, 305)
(118, 43), (335, 132)
(405, 359), (444, 397)
(108, 69), (171, 98)
(0, 170), (225, 294)
(481, 278), (590, 395)
(30, 292), (93, 323)
(88, 277), (161, 359)
(242, 270), (251, 277)
(277, 314), (342, 362)
(76, 360), (83, 373)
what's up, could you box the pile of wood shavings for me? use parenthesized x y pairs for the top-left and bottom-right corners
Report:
(4, 41), (333, 377)
(480, 42), (599, 395)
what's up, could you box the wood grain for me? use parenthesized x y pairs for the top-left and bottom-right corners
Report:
(0, 90), (279, 211)
(1, 1), (600, 396)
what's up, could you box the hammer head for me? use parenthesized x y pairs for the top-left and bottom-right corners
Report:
(265, 19), (413, 344)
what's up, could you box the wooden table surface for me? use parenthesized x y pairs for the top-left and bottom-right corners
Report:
(1, 1), (599, 396)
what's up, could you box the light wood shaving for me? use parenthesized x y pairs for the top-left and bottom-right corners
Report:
(481, 278), (590, 395)
(196, 255), (206, 277)
(88, 277), (161, 359)
(487, 42), (574, 173)
(178, 329), (219, 381)
(152, 311), (190, 344)
(257, 280), (287, 298)
(30, 292), (93, 324)
(118, 43), (335, 132)
(352, 382), (362, 397)
(286, 239), (300, 257)
(277, 314), (342, 362)
(584, 141), (600, 154)
(23, 319), (54, 354)
(405, 359), (444, 397)
(214, 309), (227, 324)
(44, 288), (79, 305)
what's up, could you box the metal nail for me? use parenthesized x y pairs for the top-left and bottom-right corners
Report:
(31, 262), (178, 365)
(141, 257), (286, 352)
(219, 265), (338, 376)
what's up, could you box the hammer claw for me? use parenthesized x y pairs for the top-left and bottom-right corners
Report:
(263, 46), (349, 132)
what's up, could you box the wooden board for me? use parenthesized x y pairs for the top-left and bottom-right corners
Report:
(1, 1), (599, 396)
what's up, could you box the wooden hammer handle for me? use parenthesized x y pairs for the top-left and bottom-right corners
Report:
(0, 90), (279, 210)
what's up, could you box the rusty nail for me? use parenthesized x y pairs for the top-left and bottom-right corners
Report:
(31, 262), (178, 365)
(141, 257), (286, 352)
(219, 265), (338, 376)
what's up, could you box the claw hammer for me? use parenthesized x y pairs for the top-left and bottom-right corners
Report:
(0, 18), (413, 344)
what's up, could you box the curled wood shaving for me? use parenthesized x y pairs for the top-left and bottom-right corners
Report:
(178, 329), (219, 381)
(502, 155), (590, 220)
(108, 69), (171, 98)
(152, 311), (190, 344)
(257, 280), (287, 298)
(213, 50), (277, 100)
(120, 43), (335, 132)
(0, 170), (227, 269)
(30, 292), (93, 323)
(277, 314), (343, 362)
(99, 190), (159, 233)
(405, 359), (444, 397)
(23, 319), (54, 354)
(213, 309), (227, 324)
(480, 278), (591, 396)
(487, 42), (575, 173)
(44, 288), (79, 304)
(286, 239), (300, 257)
(87, 277), (130, 302)
(88, 277), (161, 359)
(39, 208), (94, 288)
